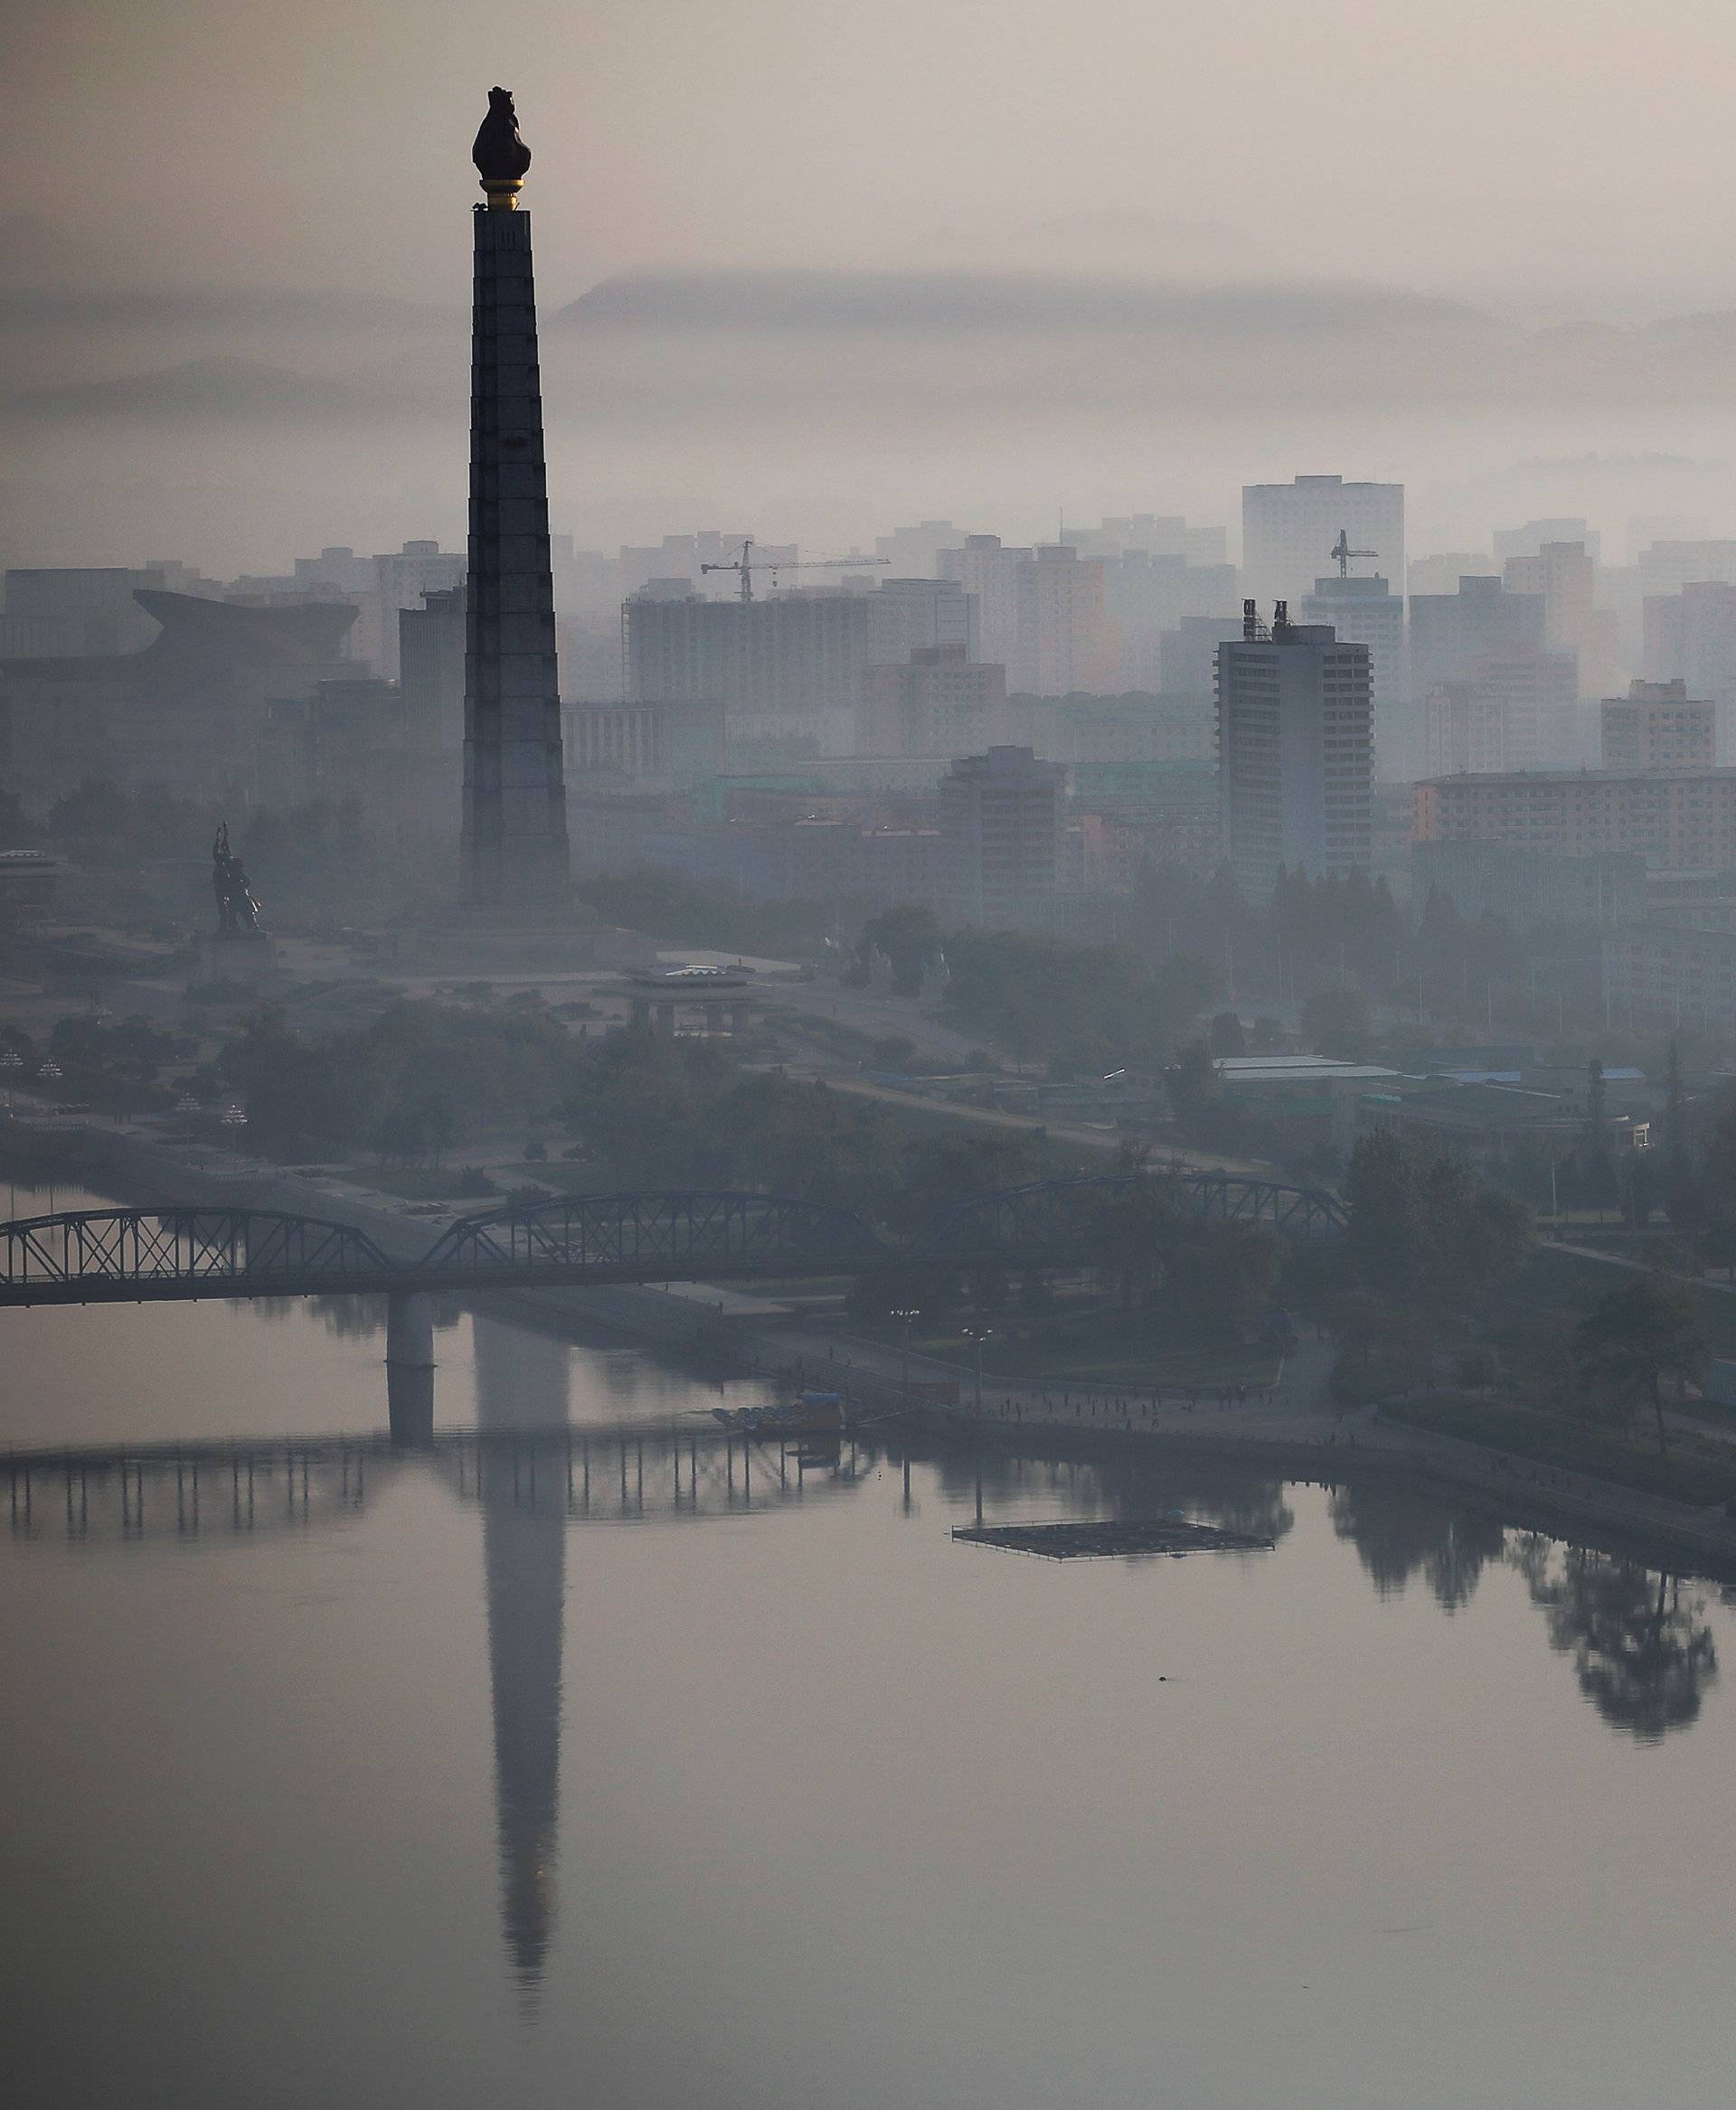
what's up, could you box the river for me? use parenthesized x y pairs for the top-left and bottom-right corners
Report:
(4, 1178), (1733, 2108)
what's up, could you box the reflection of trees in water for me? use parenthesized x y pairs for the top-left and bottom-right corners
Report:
(930, 1447), (1294, 1545)
(1329, 1486), (1507, 1611)
(237, 1294), (384, 1340)
(1509, 1536), (1718, 1741)
(227, 1295), (466, 1342)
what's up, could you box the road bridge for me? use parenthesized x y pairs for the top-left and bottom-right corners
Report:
(0, 1174), (1344, 1310)
(0, 1175), (1344, 1438)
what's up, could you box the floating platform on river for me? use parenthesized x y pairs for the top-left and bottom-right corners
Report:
(953, 1519), (1274, 1559)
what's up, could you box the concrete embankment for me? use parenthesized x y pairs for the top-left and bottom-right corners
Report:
(11, 1117), (1736, 1582)
(889, 1398), (1736, 1585)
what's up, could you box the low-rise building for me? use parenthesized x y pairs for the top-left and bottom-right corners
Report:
(563, 697), (727, 787)
(1213, 1053), (1410, 1151)
(0, 849), (58, 934)
(1414, 768), (1736, 869)
(1411, 839), (1645, 928)
(1357, 1078), (1649, 1166)
(1600, 679), (1716, 770)
(1603, 918), (1736, 1026)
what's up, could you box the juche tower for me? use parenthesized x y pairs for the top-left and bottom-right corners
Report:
(460, 88), (571, 906)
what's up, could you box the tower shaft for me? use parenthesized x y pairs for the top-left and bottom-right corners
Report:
(460, 204), (570, 905)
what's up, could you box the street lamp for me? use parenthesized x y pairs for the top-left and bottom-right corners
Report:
(960, 1324), (994, 1412)
(891, 1306), (920, 1392)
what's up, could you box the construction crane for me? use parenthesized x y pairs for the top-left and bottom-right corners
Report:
(699, 537), (890, 604)
(1329, 528), (1378, 579)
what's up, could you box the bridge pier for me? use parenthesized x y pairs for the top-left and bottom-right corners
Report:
(386, 1290), (437, 1447)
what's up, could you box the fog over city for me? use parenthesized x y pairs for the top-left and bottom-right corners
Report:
(11, 0), (1736, 563)
(14, 7), (1736, 2109)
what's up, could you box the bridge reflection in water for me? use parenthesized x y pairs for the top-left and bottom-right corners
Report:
(4, 1392), (874, 2003)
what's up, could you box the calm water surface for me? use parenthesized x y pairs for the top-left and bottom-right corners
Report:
(4, 1182), (1733, 2108)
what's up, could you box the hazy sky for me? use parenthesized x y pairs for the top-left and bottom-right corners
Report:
(9, 0), (1736, 314)
(9, 0), (1736, 569)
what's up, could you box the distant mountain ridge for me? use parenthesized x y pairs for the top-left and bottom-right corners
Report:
(551, 267), (1499, 337)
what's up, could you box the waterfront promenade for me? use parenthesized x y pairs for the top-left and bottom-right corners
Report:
(8, 1099), (1736, 1578)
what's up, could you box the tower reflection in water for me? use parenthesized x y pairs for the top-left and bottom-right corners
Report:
(473, 1315), (569, 2006)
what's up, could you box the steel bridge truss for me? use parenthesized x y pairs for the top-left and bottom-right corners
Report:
(417, 1191), (887, 1285)
(0, 1174), (1344, 1307)
(0, 1209), (396, 1304)
(911, 1173), (1346, 1265)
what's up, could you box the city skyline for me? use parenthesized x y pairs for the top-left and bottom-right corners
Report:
(12, 5), (1736, 569)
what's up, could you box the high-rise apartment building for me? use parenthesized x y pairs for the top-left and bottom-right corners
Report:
(1493, 519), (1600, 566)
(1636, 540), (1736, 601)
(400, 585), (467, 754)
(624, 589), (871, 754)
(1215, 610), (1373, 902)
(1011, 544), (1118, 696)
(1423, 646), (1580, 777)
(859, 645), (1007, 757)
(1066, 514), (1230, 568)
(1241, 476), (1404, 611)
(1410, 573), (1546, 696)
(1102, 550), (1240, 690)
(1500, 540), (1619, 698)
(873, 521), (967, 573)
(1600, 679), (1715, 771)
(1643, 581), (1736, 760)
(1297, 571), (1407, 777)
(864, 577), (976, 666)
(939, 745), (1066, 925)
(939, 535), (1028, 668)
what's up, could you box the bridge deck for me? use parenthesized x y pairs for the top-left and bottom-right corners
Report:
(0, 1178), (1346, 1308)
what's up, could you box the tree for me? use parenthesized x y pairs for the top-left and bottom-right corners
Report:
(1208, 1010), (1246, 1057)
(1576, 1055), (1619, 1220)
(0, 787), (34, 847)
(1662, 1038), (1695, 1223)
(855, 905), (943, 996)
(1301, 984), (1372, 1061)
(1574, 1276), (1703, 1453)
(1344, 1130), (1418, 1300)
(1165, 1039), (1220, 1131)
(1344, 1129), (1533, 1312)
(1085, 1170), (1190, 1307)
(1326, 1290), (1437, 1404)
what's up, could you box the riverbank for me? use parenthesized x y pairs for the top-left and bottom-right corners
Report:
(10, 1108), (1736, 1582)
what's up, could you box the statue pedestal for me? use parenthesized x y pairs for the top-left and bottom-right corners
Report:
(198, 931), (278, 992)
